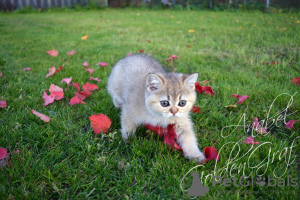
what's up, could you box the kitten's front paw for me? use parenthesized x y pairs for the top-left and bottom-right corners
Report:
(185, 152), (206, 163)
(192, 154), (206, 163)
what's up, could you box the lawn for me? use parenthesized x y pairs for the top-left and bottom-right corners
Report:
(0, 8), (299, 199)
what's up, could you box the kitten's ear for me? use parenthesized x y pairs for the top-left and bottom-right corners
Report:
(184, 73), (198, 90)
(146, 73), (163, 92)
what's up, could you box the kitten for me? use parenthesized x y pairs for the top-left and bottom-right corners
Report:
(107, 54), (205, 162)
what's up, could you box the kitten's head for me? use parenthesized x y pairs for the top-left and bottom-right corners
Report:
(145, 72), (198, 118)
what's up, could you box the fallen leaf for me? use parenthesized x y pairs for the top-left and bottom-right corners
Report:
(23, 68), (32, 71)
(45, 66), (56, 78)
(252, 117), (267, 134)
(146, 40), (151, 43)
(89, 77), (101, 82)
(203, 140), (219, 163)
(66, 50), (75, 55)
(186, 44), (191, 48)
(70, 96), (86, 105)
(195, 82), (215, 96)
(55, 65), (63, 73)
(225, 105), (237, 108)
(98, 62), (108, 67)
(49, 84), (64, 100)
(83, 62), (89, 67)
(0, 148), (7, 159)
(61, 77), (72, 85)
(127, 52), (132, 57)
(82, 83), (98, 93)
(191, 105), (201, 113)
(46, 49), (59, 57)
(292, 77), (300, 86)
(145, 124), (182, 151)
(138, 50), (145, 53)
(29, 107), (50, 122)
(74, 92), (88, 100)
(0, 72), (3, 77)
(188, 29), (195, 33)
(0, 100), (7, 108)
(84, 68), (94, 75)
(72, 83), (80, 92)
(266, 61), (279, 65)
(286, 120), (299, 129)
(230, 94), (249, 104)
(89, 114), (112, 134)
(243, 136), (259, 145)
(43, 92), (55, 106)
(81, 35), (89, 40)
(165, 55), (179, 61)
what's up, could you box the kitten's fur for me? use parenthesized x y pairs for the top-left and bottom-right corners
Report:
(107, 54), (205, 162)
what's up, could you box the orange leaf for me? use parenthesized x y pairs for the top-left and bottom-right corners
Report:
(81, 35), (89, 40)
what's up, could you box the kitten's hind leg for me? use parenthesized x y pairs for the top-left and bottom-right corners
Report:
(120, 110), (137, 140)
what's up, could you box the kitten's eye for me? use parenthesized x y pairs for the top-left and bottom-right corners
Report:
(160, 100), (170, 107)
(178, 100), (186, 107)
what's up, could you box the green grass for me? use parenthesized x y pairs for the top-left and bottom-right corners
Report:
(0, 9), (299, 199)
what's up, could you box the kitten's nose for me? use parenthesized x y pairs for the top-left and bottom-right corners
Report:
(170, 107), (178, 115)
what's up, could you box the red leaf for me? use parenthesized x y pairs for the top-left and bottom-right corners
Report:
(145, 124), (182, 151)
(163, 124), (182, 151)
(29, 107), (50, 122)
(195, 82), (215, 96)
(98, 62), (108, 67)
(84, 68), (94, 75)
(0, 148), (7, 160)
(43, 92), (55, 106)
(165, 55), (179, 61)
(66, 50), (75, 55)
(145, 124), (168, 137)
(55, 65), (63, 73)
(243, 136), (259, 145)
(230, 94), (249, 104)
(0, 100), (7, 108)
(138, 50), (145, 53)
(23, 68), (32, 71)
(49, 84), (64, 100)
(83, 62), (89, 67)
(286, 120), (299, 129)
(70, 96), (86, 105)
(45, 66), (56, 78)
(127, 52), (132, 57)
(89, 114), (111, 134)
(0, 72), (3, 77)
(82, 83), (98, 93)
(203, 146), (219, 162)
(89, 77), (101, 82)
(74, 92), (87, 100)
(72, 83), (80, 92)
(46, 49), (58, 57)
(252, 117), (267, 134)
(292, 77), (300, 86)
(61, 77), (72, 85)
(191, 105), (201, 113)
